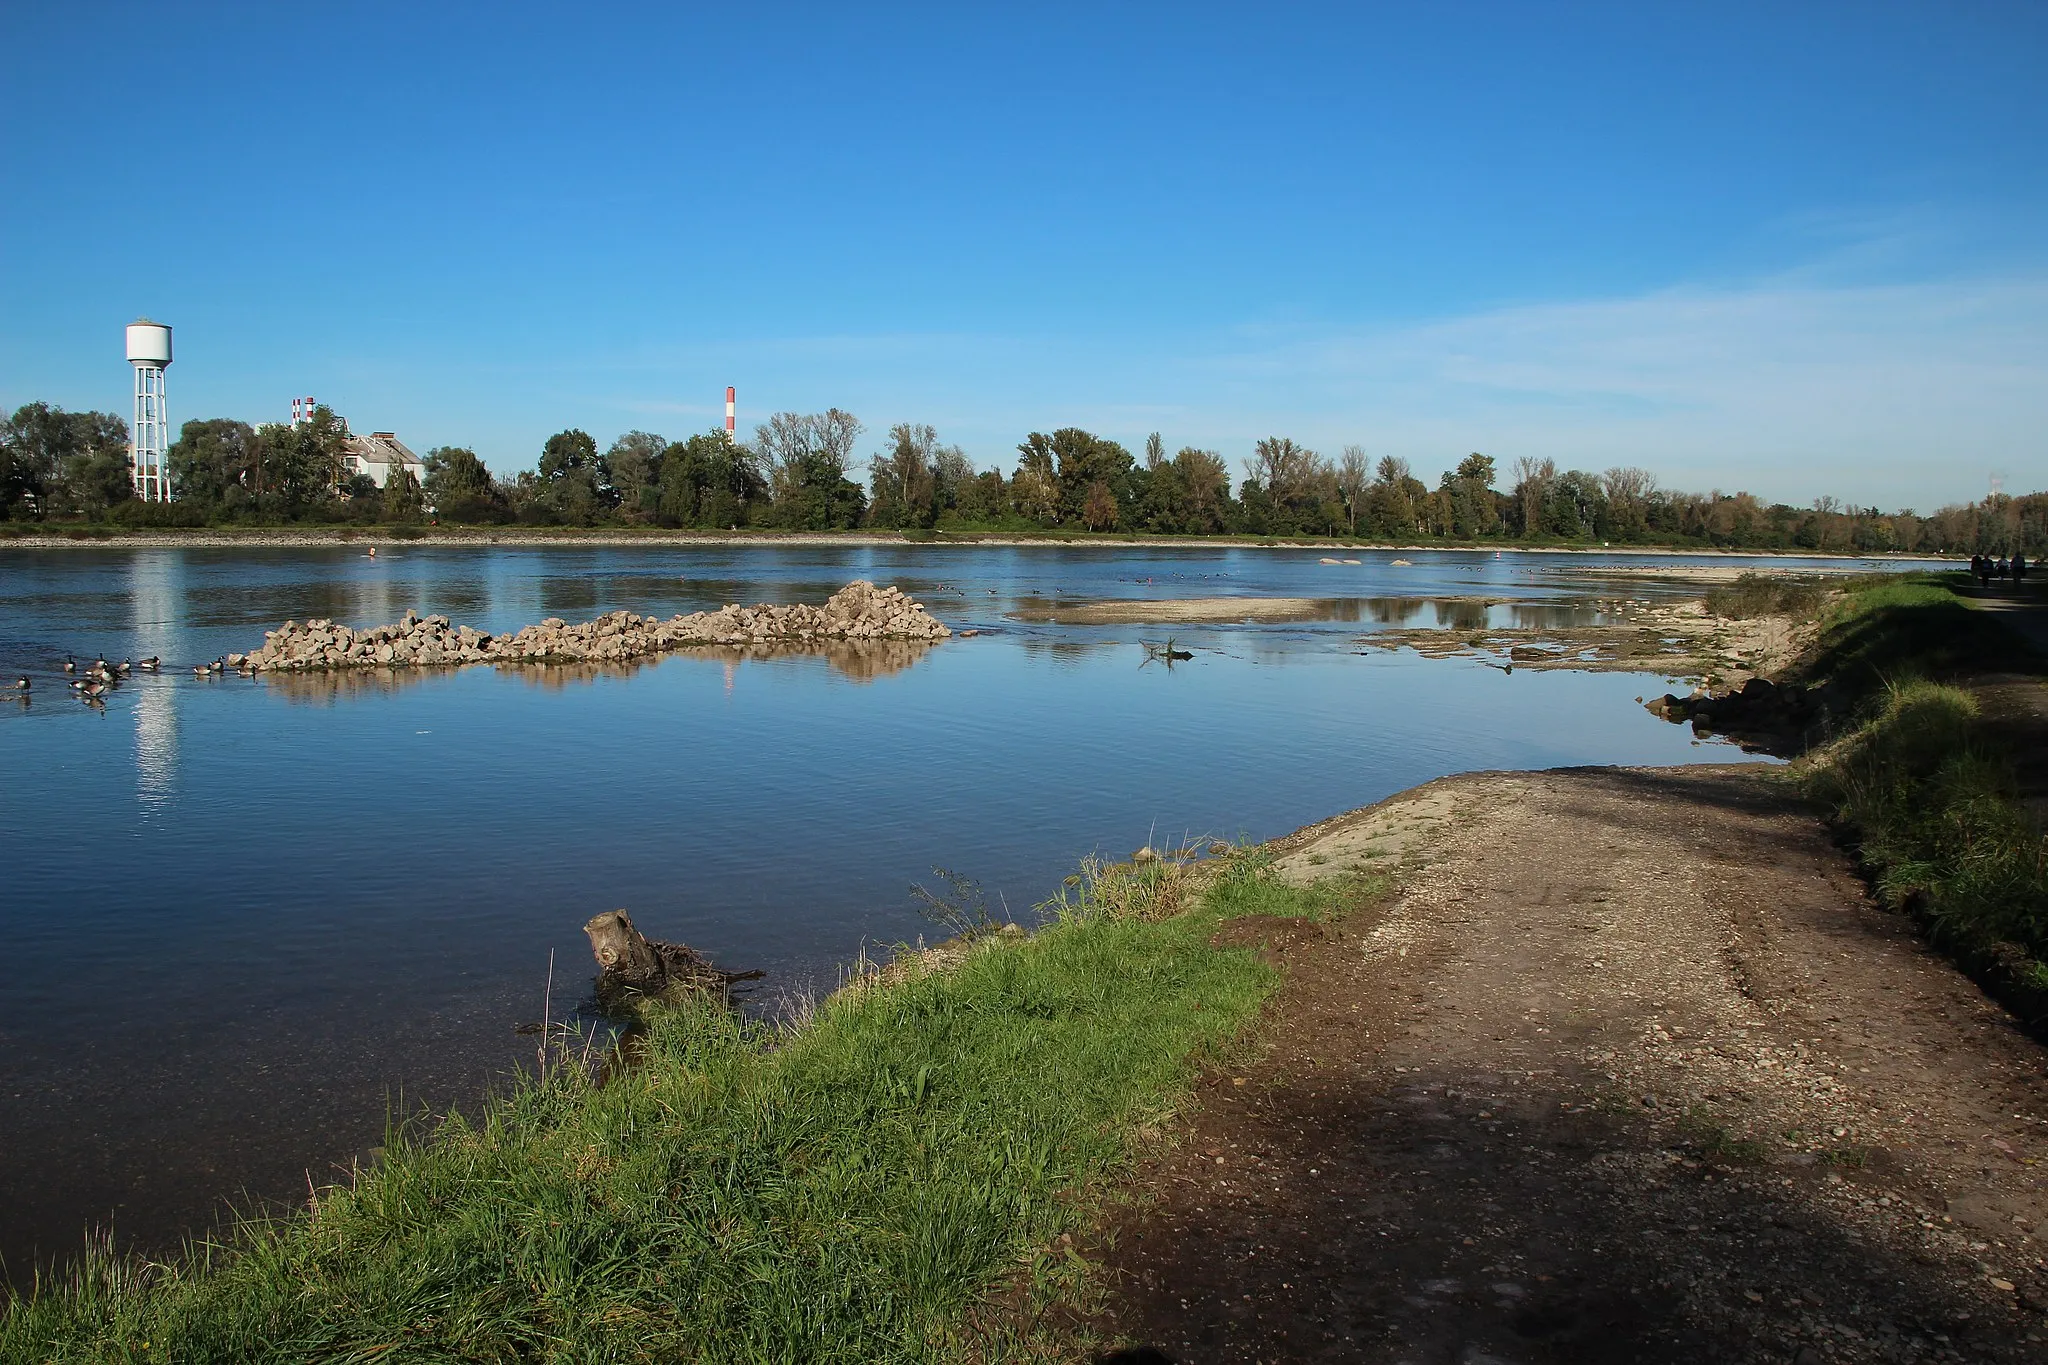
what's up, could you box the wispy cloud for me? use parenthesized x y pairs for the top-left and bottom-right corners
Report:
(366, 262), (2048, 511)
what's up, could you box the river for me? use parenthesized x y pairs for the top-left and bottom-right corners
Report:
(0, 543), (1885, 1277)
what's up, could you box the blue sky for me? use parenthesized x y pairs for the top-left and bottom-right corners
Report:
(4, 1), (2044, 509)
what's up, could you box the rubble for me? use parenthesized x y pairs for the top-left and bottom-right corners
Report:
(238, 580), (950, 672)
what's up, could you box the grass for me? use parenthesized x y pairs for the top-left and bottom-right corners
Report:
(1794, 573), (2048, 1023)
(1703, 571), (1826, 620)
(0, 852), (1335, 1363)
(1804, 677), (2048, 1002)
(1790, 573), (2022, 701)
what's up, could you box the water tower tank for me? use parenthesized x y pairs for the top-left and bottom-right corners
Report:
(126, 320), (173, 366)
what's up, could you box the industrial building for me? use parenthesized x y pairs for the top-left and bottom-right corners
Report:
(340, 432), (425, 489)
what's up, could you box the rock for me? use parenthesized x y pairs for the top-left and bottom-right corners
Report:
(240, 580), (950, 673)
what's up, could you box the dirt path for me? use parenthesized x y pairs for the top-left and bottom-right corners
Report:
(1090, 767), (2048, 1364)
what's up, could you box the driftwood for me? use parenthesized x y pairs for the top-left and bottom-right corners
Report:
(583, 910), (764, 1010)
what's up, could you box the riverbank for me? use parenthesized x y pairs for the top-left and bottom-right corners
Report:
(0, 522), (1958, 558)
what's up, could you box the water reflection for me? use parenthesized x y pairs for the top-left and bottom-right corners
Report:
(260, 638), (940, 704)
(129, 554), (180, 809)
(1008, 594), (1624, 632)
(1018, 639), (1121, 667)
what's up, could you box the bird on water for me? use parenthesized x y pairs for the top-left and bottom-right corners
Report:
(62, 657), (75, 672)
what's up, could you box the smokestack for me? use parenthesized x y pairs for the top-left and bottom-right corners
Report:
(725, 386), (736, 444)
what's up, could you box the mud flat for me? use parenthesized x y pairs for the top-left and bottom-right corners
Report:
(1008, 596), (1351, 625)
(1359, 591), (1819, 681)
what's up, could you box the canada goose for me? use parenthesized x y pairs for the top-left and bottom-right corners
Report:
(193, 664), (209, 677)
(116, 659), (131, 673)
(10, 676), (27, 691)
(92, 658), (108, 673)
(137, 656), (160, 671)
(62, 657), (75, 672)
(208, 658), (226, 673)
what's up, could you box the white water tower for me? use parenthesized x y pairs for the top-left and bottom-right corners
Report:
(126, 319), (173, 502)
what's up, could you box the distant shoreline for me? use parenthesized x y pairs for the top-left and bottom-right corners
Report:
(0, 526), (1957, 559)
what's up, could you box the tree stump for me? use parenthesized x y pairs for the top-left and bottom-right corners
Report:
(583, 909), (763, 1010)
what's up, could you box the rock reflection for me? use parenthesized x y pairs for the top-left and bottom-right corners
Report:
(261, 637), (937, 702)
(682, 638), (939, 685)
(262, 666), (451, 705)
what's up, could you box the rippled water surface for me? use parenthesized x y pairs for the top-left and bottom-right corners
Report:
(0, 544), (1881, 1273)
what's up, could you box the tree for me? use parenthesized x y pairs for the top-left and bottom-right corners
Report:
(756, 410), (866, 530)
(1245, 437), (1339, 534)
(380, 467), (426, 522)
(606, 431), (666, 518)
(1136, 446), (1232, 533)
(1512, 456), (1557, 536)
(656, 431), (767, 528)
(1012, 428), (1135, 527)
(1600, 466), (1656, 541)
(1250, 437), (1319, 502)
(535, 428), (611, 523)
(869, 422), (942, 528)
(1010, 436), (1061, 524)
(1082, 479), (1119, 531)
(2, 402), (131, 517)
(168, 418), (263, 508)
(1336, 445), (1370, 534)
(1360, 455), (1416, 538)
(422, 446), (503, 520)
(58, 411), (134, 516)
(1145, 431), (1166, 470)
(1441, 453), (1500, 538)
(252, 404), (349, 511)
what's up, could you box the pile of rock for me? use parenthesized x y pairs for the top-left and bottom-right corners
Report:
(1645, 674), (1826, 751)
(235, 580), (951, 672)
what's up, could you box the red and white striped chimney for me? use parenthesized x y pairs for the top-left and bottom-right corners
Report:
(725, 386), (736, 443)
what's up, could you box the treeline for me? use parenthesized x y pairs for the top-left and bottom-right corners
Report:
(5, 399), (2045, 554)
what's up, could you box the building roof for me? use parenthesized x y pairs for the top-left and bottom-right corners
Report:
(343, 433), (423, 469)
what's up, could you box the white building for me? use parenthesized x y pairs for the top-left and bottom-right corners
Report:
(341, 432), (425, 489)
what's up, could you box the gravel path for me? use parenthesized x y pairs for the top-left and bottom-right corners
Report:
(1092, 766), (2047, 1363)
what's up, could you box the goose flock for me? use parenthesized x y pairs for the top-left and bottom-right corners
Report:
(12, 653), (186, 708)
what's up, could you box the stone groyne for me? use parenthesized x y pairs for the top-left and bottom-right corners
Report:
(234, 580), (950, 672)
